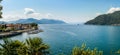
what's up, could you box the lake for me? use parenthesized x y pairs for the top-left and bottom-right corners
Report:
(0, 24), (120, 55)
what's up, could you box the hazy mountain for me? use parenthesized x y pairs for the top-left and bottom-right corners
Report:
(39, 19), (66, 24)
(0, 21), (7, 24)
(85, 11), (120, 25)
(10, 18), (66, 24)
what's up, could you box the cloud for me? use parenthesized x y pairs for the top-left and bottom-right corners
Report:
(45, 13), (54, 18)
(1, 8), (56, 22)
(24, 8), (54, 19)
(24, 8), (35, 15)
(95, 7), (120, 17)
(0, 14), (24, 22)
(1, 8), (83, 23)
(107, 7), (120, 13)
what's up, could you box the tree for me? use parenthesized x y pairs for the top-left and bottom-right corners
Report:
(0, 38), (28, 55)
(0, 37), (50, 55)
(0, 0), (2, 2)
(85, 11), (120, 25)
(26, 37), (49, 55)
(72, 43), (103, 55)
(0, 0), (2, 18)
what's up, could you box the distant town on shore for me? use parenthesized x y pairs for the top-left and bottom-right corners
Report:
(0, 23), (39, 38)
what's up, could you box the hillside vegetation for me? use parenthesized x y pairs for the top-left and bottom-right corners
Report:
(85, 11), (120, 25)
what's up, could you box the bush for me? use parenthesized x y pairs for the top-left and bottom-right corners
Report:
(72, 43), (103, 55)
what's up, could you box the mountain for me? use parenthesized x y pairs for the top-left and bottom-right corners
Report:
(39, 19), (66, 24)
(10, 18), (39, 24)
(10, 18), (66, 24)
(0, 21), (7, 24)
(85, 11), (120, 25)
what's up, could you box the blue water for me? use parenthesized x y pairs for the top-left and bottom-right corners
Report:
(1, 24), (120, 55)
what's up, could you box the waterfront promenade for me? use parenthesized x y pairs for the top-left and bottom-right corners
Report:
(0, 23), (40, 38)
(0, 29), (35, 38)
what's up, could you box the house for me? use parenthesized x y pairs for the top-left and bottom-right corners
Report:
(6, 24), (14, 30)
(0, 23), (37, 32)
(14, 24), (23, 30)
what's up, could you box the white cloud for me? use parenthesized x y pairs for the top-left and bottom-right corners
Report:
(24, 8), (54, 19)
(107, 7), (120, 13)
(1, 8), (86, 23)
(95, 7), (120, 17)
(0, 14), (25, 22)
(45, 13), (54, 18)
(1, 8), (56, 22)
(24, 8), (35, 15)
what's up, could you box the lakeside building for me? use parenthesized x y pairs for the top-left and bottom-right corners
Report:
(0, 23), (37, 32)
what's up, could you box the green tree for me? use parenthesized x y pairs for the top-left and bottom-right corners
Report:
(85, 11), (120, 25)
(30, 23), (38, 27)
(26, 37), (49, 55)
(72, 43), (103, 55)
(0, 0), (2, 2)
(0, 38), (28, 55)
(0, 37), (50, 55)
(0, 0), (2, 18)
(30, 23), (38, 30)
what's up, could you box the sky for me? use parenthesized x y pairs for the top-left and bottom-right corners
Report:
(1, 0), (120, 23)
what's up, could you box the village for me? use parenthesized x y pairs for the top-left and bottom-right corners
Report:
(0, 23), (39, 38)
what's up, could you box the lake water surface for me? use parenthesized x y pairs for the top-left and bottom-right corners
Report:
(1, 24), (120, 55)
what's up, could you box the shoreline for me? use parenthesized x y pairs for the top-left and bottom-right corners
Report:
(0, 29), (43, 39)
(0, 23), (40, 38)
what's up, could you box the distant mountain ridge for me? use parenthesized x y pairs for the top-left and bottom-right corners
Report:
(9, 18), (66, 24)
(0, 21), (8, 24)
(85, 11), (120, 25)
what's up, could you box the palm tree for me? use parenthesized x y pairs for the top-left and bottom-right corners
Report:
(0, 38), (28, 55)
(26, 37), (50, 55)
(0, 38), (11, 55)
(0, 37), (50, 55)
